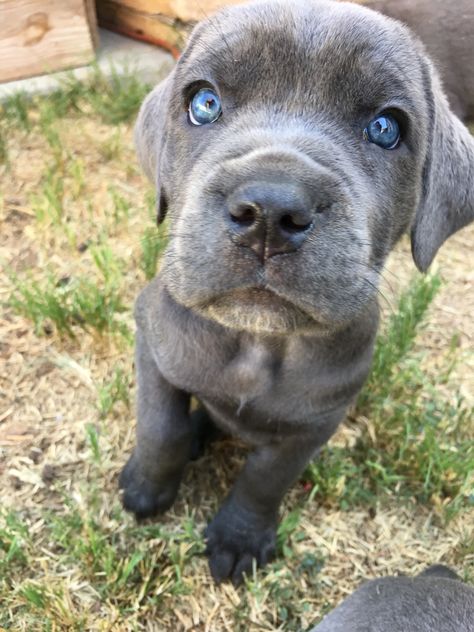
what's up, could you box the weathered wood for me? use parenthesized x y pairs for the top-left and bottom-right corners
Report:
(95, 0), (367, 56)
(95, 0), (246, 55)
(0, 0), (98, 83)
(83, 0), (99, 49)
(96, 0), (190, 57)
(98, 0), (244, 23)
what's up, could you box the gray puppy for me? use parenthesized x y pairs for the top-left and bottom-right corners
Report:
(311, 565), (474, 631)
(120, 0), (474, 585)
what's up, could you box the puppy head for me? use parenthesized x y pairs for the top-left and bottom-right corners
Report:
(135, 0), (474, 335)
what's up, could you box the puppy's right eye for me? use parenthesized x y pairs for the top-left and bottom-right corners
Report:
(363, 112), (401, 150)
(188, 87), (222, 126)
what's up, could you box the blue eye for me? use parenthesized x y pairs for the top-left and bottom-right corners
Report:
(364, 113), (400, 149)
(188, 87), (222, 126)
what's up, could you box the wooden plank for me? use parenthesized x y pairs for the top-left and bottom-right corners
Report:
(84, 0), (100, 49)
(96, 0), (189, 57)
(0, 0), (98, 83)
(95, 0), (247, 55)
(102, 0), (245, 22)
(95, 0), (367, 55)
(172, 0), (245, 21)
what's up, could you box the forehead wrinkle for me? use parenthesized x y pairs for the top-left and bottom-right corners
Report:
(358, 53), (423, 114)
(179, 34), (253, 89)
(186, 27), (315, 101)
(354, 68), (419, 112)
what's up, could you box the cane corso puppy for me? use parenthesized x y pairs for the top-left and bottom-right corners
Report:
(120, 0), (474, 584)
(312, 565), (474, 631)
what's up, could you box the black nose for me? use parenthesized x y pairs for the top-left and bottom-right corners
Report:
(227, 182), (314, 261)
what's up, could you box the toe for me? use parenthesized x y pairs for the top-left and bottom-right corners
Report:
(122, 488), (158, 519)
(259, 540), (276, 566)
(209, 549), (236, 584)
(231, 553), (255, 586)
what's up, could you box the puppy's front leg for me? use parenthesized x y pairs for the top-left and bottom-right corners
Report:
(119, 331), (191, 519)
(205, 422), (338, 585)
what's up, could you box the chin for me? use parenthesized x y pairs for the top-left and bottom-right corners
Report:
(197, 288), (322, 335)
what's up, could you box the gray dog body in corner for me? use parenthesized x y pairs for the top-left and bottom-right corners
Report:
(120, 0), (474, 585)
(366, 0), (474, 122)
(311, 565), (474, 632)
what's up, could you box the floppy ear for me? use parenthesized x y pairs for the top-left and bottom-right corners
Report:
(134, 70), (175, 224)
(411, 63), (474, 271)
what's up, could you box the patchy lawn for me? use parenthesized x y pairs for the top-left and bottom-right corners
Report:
(0, 73), (473, 631)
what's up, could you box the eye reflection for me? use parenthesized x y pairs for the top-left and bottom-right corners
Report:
(364, 113), (401, 149)
(189, 87), (222, 126)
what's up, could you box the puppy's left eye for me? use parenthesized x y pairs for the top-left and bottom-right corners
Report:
(188, 87), (222, 126)
(363, 113), (400, 149)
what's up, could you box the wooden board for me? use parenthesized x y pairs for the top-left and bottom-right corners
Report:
(95, 0), (367, 56)
(97, 0), (244, 23)
(96, 0), (189, 57)
(95, 0), (245, 56)
(0, 0), (98, 83)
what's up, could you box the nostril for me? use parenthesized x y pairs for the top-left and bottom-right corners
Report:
(279, 214), (313, 233)
(229, 203), (258, 226)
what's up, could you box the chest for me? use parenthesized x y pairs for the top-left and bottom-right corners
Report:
(151, 320), (355, 422)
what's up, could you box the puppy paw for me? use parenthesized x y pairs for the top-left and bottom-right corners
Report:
(205, 502), (277, 585)
(119, 453), (181, 520)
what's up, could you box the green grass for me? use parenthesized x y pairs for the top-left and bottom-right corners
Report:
(9, 269), (131, 341)
(305, 273), (473, 520)
(7, 235), (133, 340)
(108, 185), (132, 225)
(0, 496), (203, 629)
(30, 164), (65, 224)
(0, 123), (9, 164)
(67, 157), (86, 199)
(2, 92), (32, 130)
(0, 67), (150, 127)
(0, 511), (30, 574)
(84, 66), (152, 125)
(97, 367), (131, 419)
(38, 102), (66, 163)
(99, 130), (123, 162)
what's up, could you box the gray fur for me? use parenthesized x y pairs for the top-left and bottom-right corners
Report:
(120, 0), (474, 585)
(311, 565), (474, 631)
(367, 0), (474, 121)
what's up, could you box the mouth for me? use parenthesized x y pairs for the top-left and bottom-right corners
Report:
(197, 286), (319, 335)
